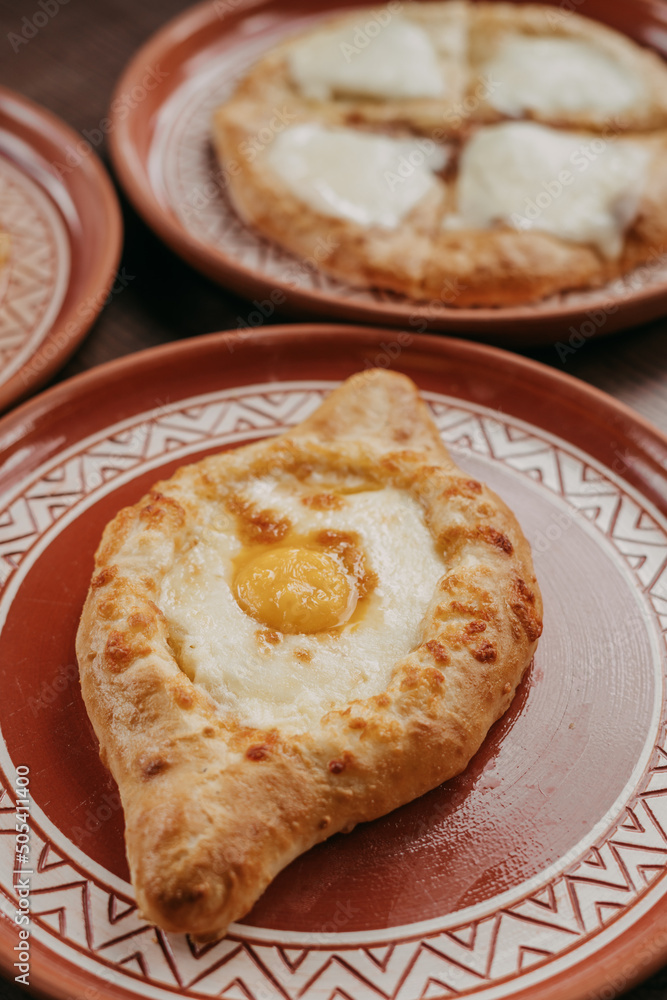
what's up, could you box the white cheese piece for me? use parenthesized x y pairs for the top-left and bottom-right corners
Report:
(288, 16), (445, 101)
(449, 121), (650, 258)
(159, 478), (446, 734)
(483, 35), (645, 118)
(267, 123), (447, 228)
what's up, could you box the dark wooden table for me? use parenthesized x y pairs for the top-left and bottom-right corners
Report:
(0, 1), (666, 997)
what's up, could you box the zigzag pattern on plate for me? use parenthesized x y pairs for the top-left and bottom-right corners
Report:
(0, 385), (666, 998)
(0, 158), (69, 377)
(1, 389), (664, 630)
(3, 745), (667, 998)
(0, 389), (327, 587)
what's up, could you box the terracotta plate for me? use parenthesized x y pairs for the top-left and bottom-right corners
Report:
(0, 86), (123, 412)
(0, 325), (666, 999)
(108, 0), (667, 344)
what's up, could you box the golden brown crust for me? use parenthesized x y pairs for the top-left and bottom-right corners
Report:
(0, 233), (10, 270)
(469, 3), (667, 132)
(218, 2), (470, 138)
(214, 106), (667, 305)
(76, 370), (542, 939)
(211, 1), (667, 306)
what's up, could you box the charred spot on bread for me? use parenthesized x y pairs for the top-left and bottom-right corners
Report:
(226, 494), (291, 544)
(479, 525), (514, 555)
(472, 641), (497, 663)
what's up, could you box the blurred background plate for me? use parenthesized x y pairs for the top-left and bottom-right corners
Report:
(108, 0), (667, 344)
(0, 87), (122, 410)
(0, 326), (666, 1000)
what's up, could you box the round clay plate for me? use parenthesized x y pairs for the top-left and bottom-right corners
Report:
(0, 325), (667, 1000)
(0, 87), (122, 412)
(108, 0), (667, 343)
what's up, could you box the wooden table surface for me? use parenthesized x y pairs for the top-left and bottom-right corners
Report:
(0, 1), (666, 998)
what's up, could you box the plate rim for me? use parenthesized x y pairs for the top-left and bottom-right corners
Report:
(0, 323), (666, 465)
(0, 85), (123, 412)
(106, 0), (667, 342)
(0, 323), (666, 1000)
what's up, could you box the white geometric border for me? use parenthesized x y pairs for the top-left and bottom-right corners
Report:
(0, 380), (666, 1000)
(0, 155), (70, 383)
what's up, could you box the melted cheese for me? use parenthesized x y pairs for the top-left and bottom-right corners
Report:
(449, 121), (649, 258)
(159, 476), (446, 733)
(288, 16), (445, 101)
(267, 123), (447, 228)
(483, 35), (645, 118)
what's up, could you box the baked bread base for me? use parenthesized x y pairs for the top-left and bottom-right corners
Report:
(0, 234), (9, 270)
(76, 370), (543, 940)
(213, 101), (667, 306)
(212, 0), (667, 306)
(469, 3), (667, 133)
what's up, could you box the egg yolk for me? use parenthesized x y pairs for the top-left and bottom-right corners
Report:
(234, 547), (353, 634)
